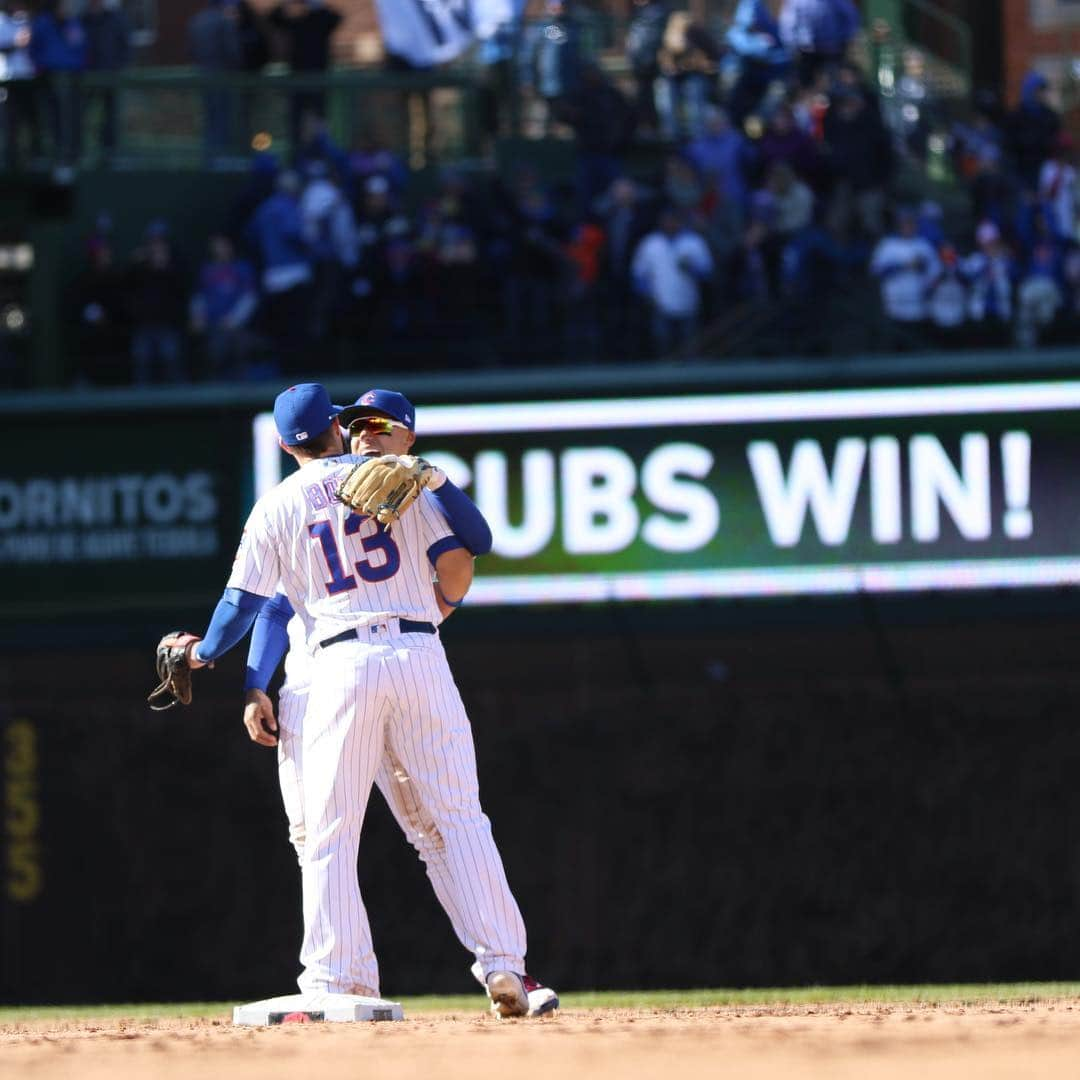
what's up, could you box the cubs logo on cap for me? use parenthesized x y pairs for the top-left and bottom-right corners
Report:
(339, 389), (416, 432)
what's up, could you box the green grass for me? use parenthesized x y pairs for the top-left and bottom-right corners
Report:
(4, 983), (1080, 1023)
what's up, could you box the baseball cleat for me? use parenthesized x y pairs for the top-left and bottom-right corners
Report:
(518, 974), (559, 1017)
(471, 962), (559, 1018)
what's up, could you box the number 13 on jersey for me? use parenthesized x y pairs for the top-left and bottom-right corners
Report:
(309, 512), (401, 591)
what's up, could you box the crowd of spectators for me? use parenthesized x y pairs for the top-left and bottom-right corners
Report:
(0, 0), (132, 165)
(188, 0), (340, 158)
(56, 0), (1079, 384)
(928, 73), (1080, 349)
(0, 0), (342, 166)
(863, 71), (1078, 352)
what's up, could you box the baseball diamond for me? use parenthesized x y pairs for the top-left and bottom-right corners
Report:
(6, 988), (1080, 1080)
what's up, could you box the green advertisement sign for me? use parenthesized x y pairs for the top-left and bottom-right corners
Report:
(5, 379), (1076, 616)
(254, 381), (1080, 602)
(0, 412), (247, 616)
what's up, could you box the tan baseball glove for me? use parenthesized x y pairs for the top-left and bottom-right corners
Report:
(337, 454), (438, 528)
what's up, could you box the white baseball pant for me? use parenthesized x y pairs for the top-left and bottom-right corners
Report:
(277, 627), (527, 995)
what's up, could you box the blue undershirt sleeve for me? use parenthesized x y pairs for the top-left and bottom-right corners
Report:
(427, 535), (466, 566)
(194, 587), (269, 664)
(428, 480), (493, 556)
(244, 593), (295, 692)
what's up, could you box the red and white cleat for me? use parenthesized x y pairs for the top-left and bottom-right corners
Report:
(471, 962), (559, 1018)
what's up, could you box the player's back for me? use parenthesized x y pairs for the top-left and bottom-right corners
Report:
(232, 455), (452, 651)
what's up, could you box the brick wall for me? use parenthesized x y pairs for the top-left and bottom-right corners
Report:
(147, 0), (379, 65)
(1001, 0), (1080, 110)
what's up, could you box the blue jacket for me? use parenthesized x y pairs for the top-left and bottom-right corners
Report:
(726, 0), (789, 66)
(685, 129), (754, 208)
(1020, 70), (1048, 108)
(196, 259), (257, 325)
(247, 193), (311, 274)
(779, 0), (860, 55)
(30, 14), (86, 72)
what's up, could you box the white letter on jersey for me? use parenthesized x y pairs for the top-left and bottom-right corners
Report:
(641, 443), (718, 552)
(910, 433), (990, 542)
(476, 449), (556, 558)
(562, 447), (639, 555)
(749, 438), (866, 547)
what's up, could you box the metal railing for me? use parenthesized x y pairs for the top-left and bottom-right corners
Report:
(2, 11), (726, 174)
(1, 66), (486, 172)
(4, 7), (972, 176)
(899, 0), (973, 93)
(0, 12), (641, 174)
(866, 0), (974, 103)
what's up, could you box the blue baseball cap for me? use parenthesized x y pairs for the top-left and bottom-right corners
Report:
(338, 389), (416, 432)
(273, 383), (343, 445)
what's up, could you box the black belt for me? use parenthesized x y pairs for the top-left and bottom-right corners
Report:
(319, 620), (436, 650)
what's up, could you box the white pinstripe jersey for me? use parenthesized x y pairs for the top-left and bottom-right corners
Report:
(227, 455), (459, 652)
(282, 599), (309, 687)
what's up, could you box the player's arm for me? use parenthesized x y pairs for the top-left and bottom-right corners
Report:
(242, 592), (295, 747)
(188, 586), (271, 668)
(425, 482), (492, 616)
(426, 477), (493, 556)
(245, 592), (293, 691)
(433, 546), (475, 619)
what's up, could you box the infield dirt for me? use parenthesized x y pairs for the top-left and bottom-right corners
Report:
(3, 1001), (1079, 1078)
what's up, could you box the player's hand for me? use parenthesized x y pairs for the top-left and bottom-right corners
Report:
(243, 688), (279, 747)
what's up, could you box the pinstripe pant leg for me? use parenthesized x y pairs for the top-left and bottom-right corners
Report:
(375, 747), (479, 954)
(297, 642), (387, 996)
(384, 639), (527, 975)
(277, 683), (308, 866)
(282, 678), (476, 955)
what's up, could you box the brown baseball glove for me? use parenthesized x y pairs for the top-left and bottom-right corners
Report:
(147, 631), (203, 711)
(337, 454), (437, 528)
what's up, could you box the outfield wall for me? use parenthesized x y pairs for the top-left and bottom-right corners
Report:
(3, 359), (1080, 1001)
(3, 596), (1080, 1003)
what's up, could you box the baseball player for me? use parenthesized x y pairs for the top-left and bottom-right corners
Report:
(242, 395), (483, 972)
(177, 383), (557, 1018)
